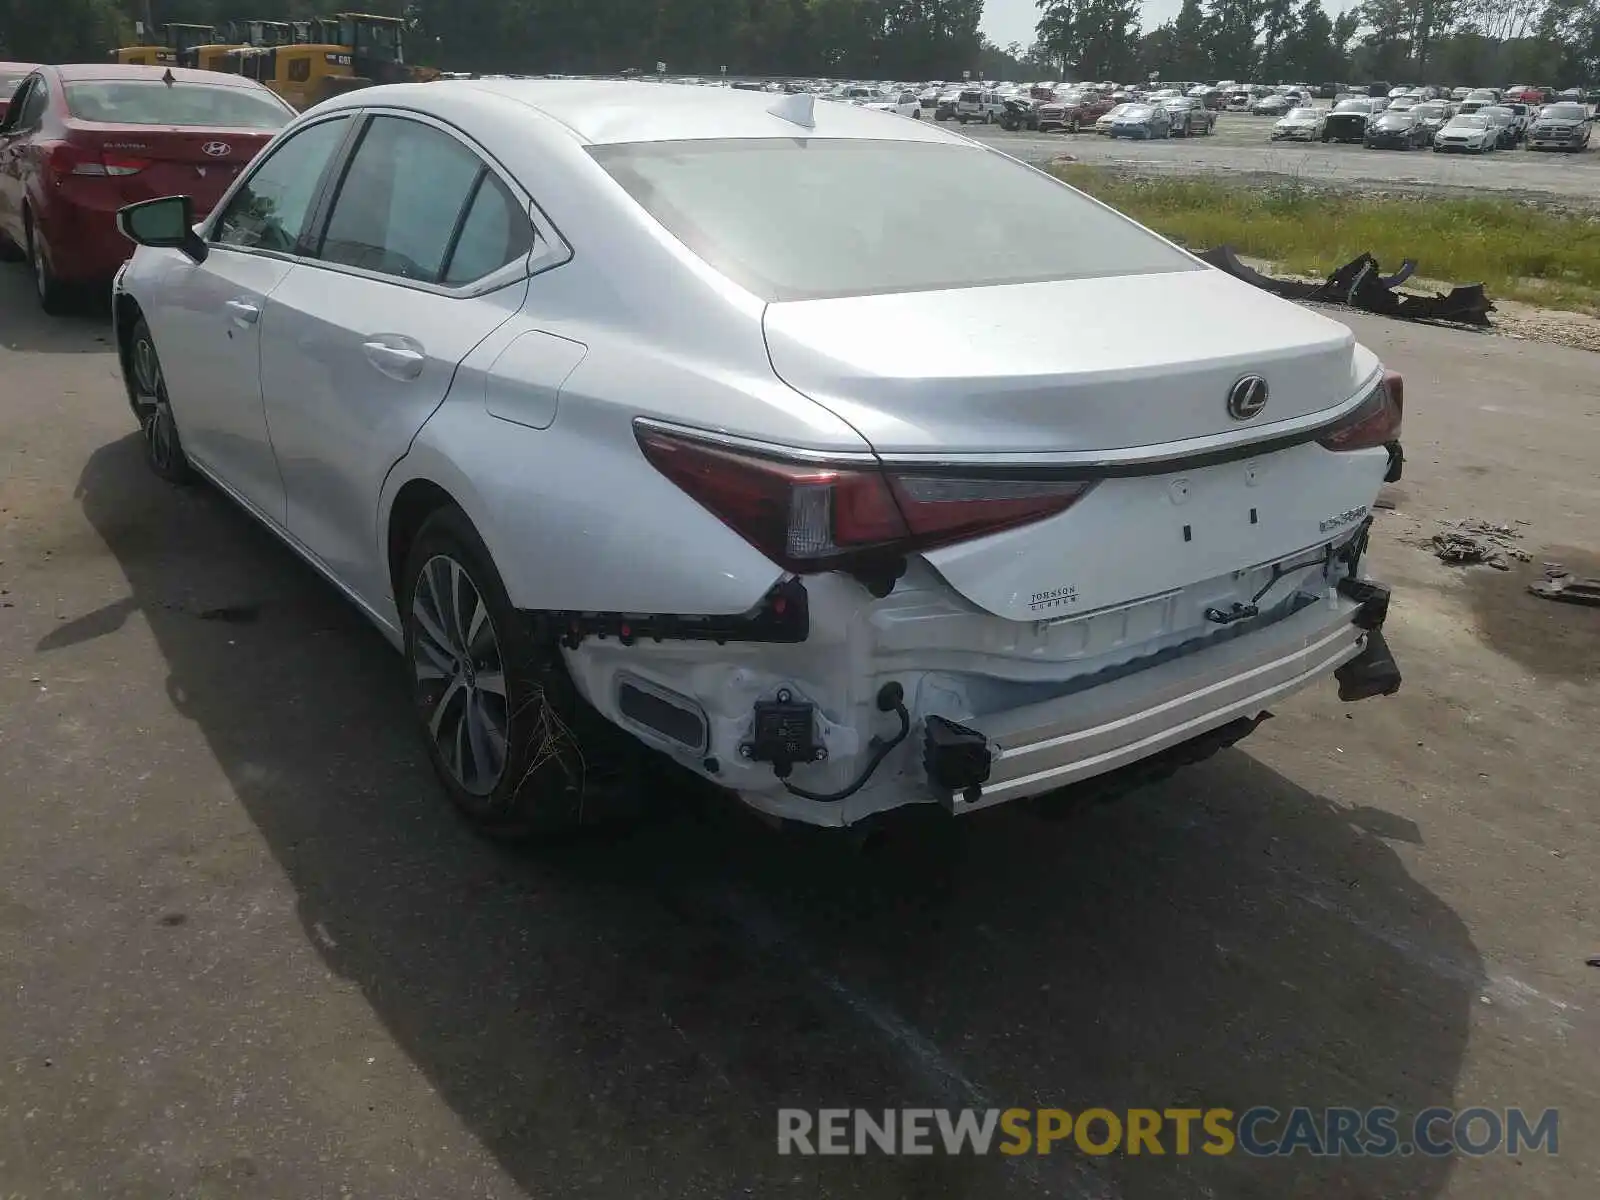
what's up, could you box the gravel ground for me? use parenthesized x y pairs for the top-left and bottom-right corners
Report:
(966, 113), (1600, 204)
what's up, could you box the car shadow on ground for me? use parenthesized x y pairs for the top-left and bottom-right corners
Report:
(69, 432), (1481, 1199)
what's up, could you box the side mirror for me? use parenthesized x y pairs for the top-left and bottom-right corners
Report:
(117, 195), (208, 264)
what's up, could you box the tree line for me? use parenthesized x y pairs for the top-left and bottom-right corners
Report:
(2, 0), (1597, 85)
(1031, 0), (1600, 87)
(0, 0), (987, 79)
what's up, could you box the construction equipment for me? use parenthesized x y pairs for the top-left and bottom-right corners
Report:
(227, 13), (438, 111)
(110, 23), (217, 67)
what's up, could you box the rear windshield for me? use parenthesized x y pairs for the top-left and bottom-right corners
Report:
(1334, 100), (1370, 112)
(64, 80), (293, 128)
(0, 71), (29, 93)
(590, 138), (1197, 303)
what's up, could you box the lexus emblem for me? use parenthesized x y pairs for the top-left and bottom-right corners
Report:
(202, 141), (232, 158)
(1227, 375), (1270, 421)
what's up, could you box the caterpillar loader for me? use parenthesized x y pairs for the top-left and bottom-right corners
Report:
(110, 22), (217, 67)
(227, 14), (438, 112)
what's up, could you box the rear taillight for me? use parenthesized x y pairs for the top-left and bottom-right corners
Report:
(1318, 371), (1403, 452)
(637, 426), (1093, 574)
(46, 143), (150, 177)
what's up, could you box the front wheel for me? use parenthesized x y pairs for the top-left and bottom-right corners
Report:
(128, 317), (194, 484)
(911, 108), (921, 119)
(402, 507), (589, 839)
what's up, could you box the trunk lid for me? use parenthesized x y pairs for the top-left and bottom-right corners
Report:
(64, 122), (275, 214)
(762, 267), (1374, 457)
(763, 269), (1387, 623)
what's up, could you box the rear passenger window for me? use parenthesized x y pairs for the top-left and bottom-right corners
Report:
(443, 174), (533, 285)
(317, 116), (529, 286)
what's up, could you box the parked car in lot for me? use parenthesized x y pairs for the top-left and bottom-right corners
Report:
(1272, 106), (1326, 141)
(999, 95), (1040, 131)
(1035, 93), (1088, 132)
(1433, 113), (1497, 153)
(1481, 104), (1528, 144)
(111, 80), (1405, 834)
(1365, 108), (1429, 149)
(1162, 97), (1215, 136)
(0, 63), (294, 313)
(933, 88), (960, 120)
(0, 62), (37, 123)
(1093, 102), (1133, 133)
(1107, 102), (1171, 139)
(862, 88), (921, 119)
(1526, 102), (1592, 151)
(1323, 97), (1375, 142)
(954, 88), (1005, 124)
(1251, 93), (1292, 116)
(1410, 100), (1454, 137)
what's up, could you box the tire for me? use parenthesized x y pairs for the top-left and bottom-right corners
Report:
(983, 111), (993, 124)
(1068, 117), (1079, 133)
(957, 115), (967, 124)
(125, 316), (196, 484)
(401, 506), (590, 840)
(25, 214), (72, 316)
(0, 227), (22, 263)
(911, 108), (921, 119)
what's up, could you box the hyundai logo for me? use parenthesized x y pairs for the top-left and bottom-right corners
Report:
(1227, 375), (1270, 421)
(202, 141), (232, 158)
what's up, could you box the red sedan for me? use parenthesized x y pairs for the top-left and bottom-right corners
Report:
(0, 62), (38, 123)
(0, 64), (295, 312)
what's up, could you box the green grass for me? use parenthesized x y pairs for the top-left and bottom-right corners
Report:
(1051, 166), (1600, 315)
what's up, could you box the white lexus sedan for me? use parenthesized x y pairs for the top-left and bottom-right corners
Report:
(111, 80), (1404, 836)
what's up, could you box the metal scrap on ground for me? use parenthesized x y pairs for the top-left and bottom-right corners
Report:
(1199, 245), (1495, 326)
(1429, 519), (1533, 570)
(1529, 564), (1600, 607)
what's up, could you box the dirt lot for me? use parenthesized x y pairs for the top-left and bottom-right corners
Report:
(1, 265), (1598, 1199)
(969, 113), (1600, 202)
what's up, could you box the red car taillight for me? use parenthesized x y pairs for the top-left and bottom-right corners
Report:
(46, 142), (151, 178)
(636, 426), (1094, 574)
(1318, 371), (1403, 452)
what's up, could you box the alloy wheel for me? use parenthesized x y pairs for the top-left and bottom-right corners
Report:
(411, 554), (509, 797)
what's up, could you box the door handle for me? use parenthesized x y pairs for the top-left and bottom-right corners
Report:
(362, 340), (425, 381)
(225, 299), (260, 326)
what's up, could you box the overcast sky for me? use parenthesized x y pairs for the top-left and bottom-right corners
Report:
(979, 0), (1360, 48)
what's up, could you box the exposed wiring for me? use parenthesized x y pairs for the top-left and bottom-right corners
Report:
(782, 683), (910, 804)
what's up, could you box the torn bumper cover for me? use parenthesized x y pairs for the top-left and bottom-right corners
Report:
(1199, 245), (1495, 326)
(934, 583), (1401, 815)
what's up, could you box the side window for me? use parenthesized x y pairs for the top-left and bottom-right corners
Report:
(214, 116), (350, 254)
(443, 173), (534, 285)
(0, 80), (30, 132)
(20, 78), (49, 127)
(317, 116), (518, 286)
(288, 57), (311, 84)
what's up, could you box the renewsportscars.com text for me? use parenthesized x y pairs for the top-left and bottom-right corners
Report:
(777, 1106), (1559, 1158)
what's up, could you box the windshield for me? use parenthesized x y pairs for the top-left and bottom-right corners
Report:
(590, 138), (1198, 303)
(1334, 100), (1369, 113)
(1542, 104), (1586, 120)
(1286, 108), (1319, 119)
(1448, 115), (1488, 128)
(63, 80), (293, 128)
(1414, 103), (1445, 118)
(1104, 103), (1130, 118)
(1120, 105), (1153, 118)
(1377, 111), (1412, 124)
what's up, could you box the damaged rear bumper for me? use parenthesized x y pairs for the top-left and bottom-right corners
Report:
(933, 583), (1395, 815)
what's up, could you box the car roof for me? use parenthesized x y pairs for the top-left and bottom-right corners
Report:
(325, 79), (967, 146)
(48, 63), (270, 90)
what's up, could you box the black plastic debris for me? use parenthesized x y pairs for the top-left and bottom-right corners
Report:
(1199, 245), (1495, 326)
(1529, 564), (1600, 607)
